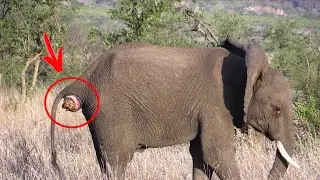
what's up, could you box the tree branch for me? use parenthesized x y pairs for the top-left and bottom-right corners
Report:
(20, 51), (42, 104)
(174, 1), (219, 46)
(29, 58), (41, 92)
(0, 73), (2, 89)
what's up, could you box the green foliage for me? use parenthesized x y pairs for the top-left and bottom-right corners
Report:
(264, 19), (301, 49)
(264, 18), (320, 130)
(109, 0), (170, 39)
(209, 10), (250, 42)
(88, 0), (198, 47)
(0, 60), (24, 86)
(294, 95), (320, 131)
(76, 6), (109, 17)
(0, 0), (65, 87)
(0, 0), (83, 88)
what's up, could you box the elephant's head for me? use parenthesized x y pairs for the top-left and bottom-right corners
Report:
(221, 39), (300, 179)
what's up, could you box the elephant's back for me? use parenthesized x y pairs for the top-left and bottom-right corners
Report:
(108, 46), (215, 96)
(109, 45), (225, 82)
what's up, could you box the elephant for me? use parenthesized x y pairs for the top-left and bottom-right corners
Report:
(220, 39), (300, 179)
(50, 39), (299, 180)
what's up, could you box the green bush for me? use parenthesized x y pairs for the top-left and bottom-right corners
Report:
(0, 59), (24, 87)
(294, 95), (320, 131)
(0, 0), (65, 87)
(264, 18), (320, 130)
(209, 10), (251, 42)
(88, 0), (212, 48)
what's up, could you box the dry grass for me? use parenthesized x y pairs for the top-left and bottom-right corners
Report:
(0, 88), (319, 180)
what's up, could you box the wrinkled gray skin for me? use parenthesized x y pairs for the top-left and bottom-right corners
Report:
(50, 40), (297, 180)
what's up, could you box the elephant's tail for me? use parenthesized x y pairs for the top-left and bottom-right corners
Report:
(50, 89), (65, 172)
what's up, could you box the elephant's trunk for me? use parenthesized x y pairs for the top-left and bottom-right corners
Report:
(50, 89), (65, 170)
(268, 124), (298, 180)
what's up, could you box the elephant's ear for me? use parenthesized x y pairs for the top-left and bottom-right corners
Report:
(220, 38), (247, 57)
(243, 41), (269, 121)
(221, 39), (269, 122)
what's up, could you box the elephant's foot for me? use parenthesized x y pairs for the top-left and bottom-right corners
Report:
(193, 168), (210, 180)
(241, 121), (249, 134)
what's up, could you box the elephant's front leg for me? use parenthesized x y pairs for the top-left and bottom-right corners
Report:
(192, 113), (241, 180)
(203, 140), (240, 180)
(190, 133), (213, 180)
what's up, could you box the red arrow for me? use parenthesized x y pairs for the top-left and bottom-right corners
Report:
(42, 32), (63, 72)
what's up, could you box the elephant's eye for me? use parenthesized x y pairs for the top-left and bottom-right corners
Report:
(271, 104), (281, 116)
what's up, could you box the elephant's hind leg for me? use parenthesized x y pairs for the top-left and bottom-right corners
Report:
(90, 129), (135, 180)
(88, 123), (112, 178)
(105, 149), (135, 180)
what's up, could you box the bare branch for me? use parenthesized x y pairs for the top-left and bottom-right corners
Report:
(174, 0), (219, 46)
(20, 51), (42, 104)
(18, 8), (28, 27)
(0, 73), (2, 89)
(30, 58), (41, 92)
(191, 18), (219, 46)
(54, 9), (61, 33)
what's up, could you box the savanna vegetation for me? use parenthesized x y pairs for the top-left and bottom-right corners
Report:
(0, 0), (319, 179)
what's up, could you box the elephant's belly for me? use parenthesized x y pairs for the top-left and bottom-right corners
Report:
(137, 117), (198, 148)
(140, 132), (197, 148)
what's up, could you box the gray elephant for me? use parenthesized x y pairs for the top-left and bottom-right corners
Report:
(50, 40), (299, 180)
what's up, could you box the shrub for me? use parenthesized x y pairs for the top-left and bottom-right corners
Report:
(88, 0), (192, 47)
(294, 95), (320, 131)
(265, 18), (320, 130)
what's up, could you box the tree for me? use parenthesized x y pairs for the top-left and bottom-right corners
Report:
(0, 0), (65, 103)
(88, 0), (212, 48)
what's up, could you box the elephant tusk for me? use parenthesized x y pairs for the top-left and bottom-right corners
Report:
(276, 141), (300, 168)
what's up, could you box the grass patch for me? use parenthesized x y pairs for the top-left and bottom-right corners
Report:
(75, 6), (110, 17)
(239, 14), (320, 29)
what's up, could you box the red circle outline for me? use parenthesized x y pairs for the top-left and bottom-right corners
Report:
(44, 76), (100, 128)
